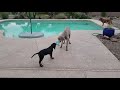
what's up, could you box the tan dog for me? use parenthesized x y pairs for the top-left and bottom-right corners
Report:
(58, 27), (71, 51)
(99, 17), (113, 26)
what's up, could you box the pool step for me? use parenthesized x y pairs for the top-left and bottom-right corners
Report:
(19, 32), (44, 38)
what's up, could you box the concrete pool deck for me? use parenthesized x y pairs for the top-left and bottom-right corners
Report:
(0, 30), (120, 78)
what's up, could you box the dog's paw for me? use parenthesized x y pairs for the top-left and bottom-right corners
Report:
(40, 64), (43, 67)
(51, 57), (54, 59)
(66, 49), (68, 51)
(60, 47), (62, 48)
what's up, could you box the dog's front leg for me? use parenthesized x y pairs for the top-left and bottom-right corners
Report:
(63, 40), (65, 44)
(68, 38), (71, 44)
(50, 53), (54, 59)
(60, 41), (63, 48)
(66, 39), (69, 51)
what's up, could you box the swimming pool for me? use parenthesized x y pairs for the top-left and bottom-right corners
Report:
(0, 20), (103, 38)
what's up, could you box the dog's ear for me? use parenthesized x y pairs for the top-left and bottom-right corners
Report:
(51, 43), (56, 49)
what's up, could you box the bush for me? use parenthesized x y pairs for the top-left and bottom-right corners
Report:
(40, 15), (50, 19)
(14, 15), (25, 19)
(101, 12), (107, 17)
(65, 12), (91, 19)
(80, 14), (91, 19)
(73, 12), (82, 19)
(14, 16), (19, 19)
(64, 12), (74, 19)
(1, 13), (8, 19)
(19, 15), (25, 19)
(55, 13), (67, 19)
(72, 12), (91, 19)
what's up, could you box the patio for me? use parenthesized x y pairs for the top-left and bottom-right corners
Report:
(0, 30), (120, 78)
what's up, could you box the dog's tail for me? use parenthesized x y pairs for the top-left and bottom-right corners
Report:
(31, 53), (38, 58)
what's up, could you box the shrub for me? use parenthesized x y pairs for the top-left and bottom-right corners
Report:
(73, 12), (82, 19)
(1, 13), (9, 19)
(14, 15), (25, 19)
(14, 16), (19, 19)
(72, 12), (91, 19)
(65, 12), (91, 19)
(55, 13), (67, 19)
(64, 12), (74, 19)
(80, 14), (91, 19)
(19, 15), (25, 19)
(40, 15), (50, 19)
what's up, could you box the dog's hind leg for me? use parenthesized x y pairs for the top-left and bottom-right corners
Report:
(68, 35), (71, 44)
(66, 39), (69, 51)
(69, 35), (71, 44)
(39, 55), (44, 67)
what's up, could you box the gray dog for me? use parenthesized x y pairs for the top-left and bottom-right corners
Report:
(58, 27), (71, 51)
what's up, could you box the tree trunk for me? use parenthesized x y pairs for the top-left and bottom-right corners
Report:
(30, 18), (32, 34)
(26, 12), (29, 18)
(29, 12), (32, 34)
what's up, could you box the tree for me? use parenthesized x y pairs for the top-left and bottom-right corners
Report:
(29, 12), (32, 34)
(33, 12), (37, 19)
(25, 12), (33, 34)
(25, 12), (38, 19)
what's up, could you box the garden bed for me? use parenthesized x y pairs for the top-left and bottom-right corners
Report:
(97, 34), (120, 60)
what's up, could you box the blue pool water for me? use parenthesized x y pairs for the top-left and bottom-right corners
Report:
(0, 20), (103, 38)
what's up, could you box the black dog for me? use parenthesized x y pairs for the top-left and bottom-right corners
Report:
(31, 43), (56, 67)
